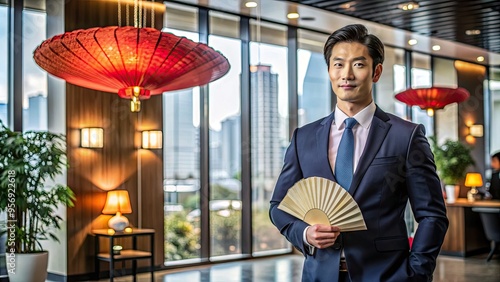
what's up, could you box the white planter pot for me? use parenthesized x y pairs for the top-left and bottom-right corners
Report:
(445, 185), (459, 203)
(5, 251), (48, 282)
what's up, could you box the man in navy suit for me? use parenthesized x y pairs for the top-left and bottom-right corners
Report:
(270, 24), (448, 282)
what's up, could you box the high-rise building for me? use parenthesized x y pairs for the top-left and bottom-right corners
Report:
(220, 116), (240, 179)
(163, 89), (198, 180)
(0, 102), (6, 125)
(24, 93), (47, 131)
(300, 52), (331, 125)
(250, 65), (281, 205)
(209, 128), (223, 177)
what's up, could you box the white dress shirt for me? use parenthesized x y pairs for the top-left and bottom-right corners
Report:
(303, 101), (376, 252)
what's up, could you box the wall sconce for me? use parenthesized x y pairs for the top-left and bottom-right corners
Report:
(142, 130), (162, 149)
(80, 127), (103, 148)
(468, 124), (483, 137)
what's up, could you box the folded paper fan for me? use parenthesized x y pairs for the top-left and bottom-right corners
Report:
(278, 177), (367, 232)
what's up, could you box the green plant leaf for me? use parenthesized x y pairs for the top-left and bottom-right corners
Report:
(0, 122), (75, 253)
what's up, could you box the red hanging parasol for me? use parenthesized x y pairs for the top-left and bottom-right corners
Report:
(33, 26), (230, 111)
(395, 86), (470, 116)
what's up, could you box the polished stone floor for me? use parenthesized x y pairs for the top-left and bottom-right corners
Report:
(95, 253), (500, 282)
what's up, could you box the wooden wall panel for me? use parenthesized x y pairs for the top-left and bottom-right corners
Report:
(456, 61), (486, 198)
(137, 96), (165, 265)
(65, 0), (165, 276)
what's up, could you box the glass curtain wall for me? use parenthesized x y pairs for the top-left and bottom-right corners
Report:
(0, 6), (7, 125)
(490, 67), (500, 155)
(208, 11), (242, 258)
(163, 4), (202, 264)
(434, 57), (459, 143)
(0, 6), (6, 278)
(22, 10), (47, 131)
(249, 19), (290, 255)
(411, 52), (433, 136)
(161, 0), (490, 266)
(375, 46), (405, 116)
(1, 3), (48, 277)
(297, 29), (330, 127)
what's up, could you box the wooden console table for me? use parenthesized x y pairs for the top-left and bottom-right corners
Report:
(441, 199), (500, 257)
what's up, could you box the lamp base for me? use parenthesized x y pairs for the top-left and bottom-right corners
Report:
(467, 187), (480, 202)
(108, 213), (129, 231)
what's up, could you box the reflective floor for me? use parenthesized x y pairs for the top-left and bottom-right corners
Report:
(90, 252), (500, 282)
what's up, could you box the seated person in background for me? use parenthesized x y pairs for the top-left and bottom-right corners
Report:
(489, 152), (500, 200)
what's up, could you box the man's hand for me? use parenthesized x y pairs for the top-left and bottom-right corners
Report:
(306, 224), (341, 249)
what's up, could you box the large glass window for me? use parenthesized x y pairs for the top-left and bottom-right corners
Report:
(208, 12), (242, 258)
(411, 52), (433, 136)
(297, 29), (330, 126)
(375, 46), (405, 117)
(249, 19), (290, 255)
(163, 4), (201, 265)
(0, 6), (8, 125)
(434, 57), (458, 143)
(23, 10), (47, 131)
(490, 67), (500, 155)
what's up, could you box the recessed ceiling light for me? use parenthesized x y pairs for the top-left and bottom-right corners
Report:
(340, 1), (357, 11)
(477, 56), (485, 62)
(287, 12), (300, 19)
(245, 1), (257, 8)
(245, 2), (258, 8)
(398, 1), (419, 11)
(465, 29), (481, 35)
(408, 39), (418, 45)
(432, 45), (441, 51)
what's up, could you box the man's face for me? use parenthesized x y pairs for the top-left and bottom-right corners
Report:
(492, 157), (500, 171)
(328, 42), (382, 108)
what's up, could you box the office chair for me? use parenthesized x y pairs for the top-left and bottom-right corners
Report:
(472, 207), (500, 262)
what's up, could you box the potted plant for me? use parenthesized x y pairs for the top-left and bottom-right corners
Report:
(430, 137), (475, 202)
(0, 122), (75, 282)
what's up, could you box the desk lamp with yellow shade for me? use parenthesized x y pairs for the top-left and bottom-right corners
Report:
(102, 190), (132, 231)
(465, 173), (483, 202)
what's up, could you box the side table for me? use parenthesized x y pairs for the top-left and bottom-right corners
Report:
(92, 228), (154, 282)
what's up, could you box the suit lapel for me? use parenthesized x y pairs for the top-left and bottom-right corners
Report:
(349, 107), (391, 196)
(316, 112), (335, 181)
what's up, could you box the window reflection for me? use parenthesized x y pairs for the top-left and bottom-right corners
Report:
(163, 27), (202, 264)
(208, 25), (243, 257)
(411, 53), (433, 136)
(490, 68), (500, 154)
(250, 21), (290, 254)
(298, 30), (330, 126)
(434, 57), (458, 143)
(23, 10), (47, 131)
(375, 46), (405, 116)
(0, 6), (7, 125)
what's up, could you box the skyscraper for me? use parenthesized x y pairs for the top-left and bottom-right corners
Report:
(220, 116), (240, 179)
(250, 65), (281, 205)
(163, 89), (198, 180)
(0, 102), (6, 125)
(300, 52), (330, 125)
(24, 93), (48, 131)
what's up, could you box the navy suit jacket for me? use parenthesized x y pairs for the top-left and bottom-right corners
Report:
(270, 107), (448, 282)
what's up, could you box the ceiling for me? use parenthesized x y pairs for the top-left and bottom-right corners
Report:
(285, 0), (500, 54)
(170, 0), (500, 65)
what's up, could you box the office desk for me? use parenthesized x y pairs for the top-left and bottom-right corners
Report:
(441, 199), (500, 256)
